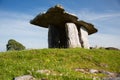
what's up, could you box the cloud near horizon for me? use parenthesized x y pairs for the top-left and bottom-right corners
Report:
(0, 9), (120, 51)
(76, 10), (120, 21)
(74, 9), (120, 48)
(0, 10), (48, 51)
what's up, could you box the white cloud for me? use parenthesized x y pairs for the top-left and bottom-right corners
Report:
(89, 33), (120, 48)
(76, 10), (120, 49)
(0, 10), (33, 20)
(74, 10), (120, 21)
(66, 9), (120, 49)
(0, 9), (120, 51)
(0, 11), (48, 51)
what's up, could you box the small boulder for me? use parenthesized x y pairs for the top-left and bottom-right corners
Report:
(14, 75), (34, 80)
(6, 39), (25, 51)
(105, 47), (119, 50)
(89, 69), (99, 73)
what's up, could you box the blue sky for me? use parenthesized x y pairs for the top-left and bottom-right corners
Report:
(0, 0), (120, 51)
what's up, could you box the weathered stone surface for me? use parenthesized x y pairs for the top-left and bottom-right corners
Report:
(48, 25), (67, 48)
(89, 69), (99, 73)
(6, 39), (25, 51)
(79, 26), (89, 49)
(75, 68), (120, 79)
(48, 25), (60, 48)
(102, 77), (120, 80)
(65, 23), (81, 48)
(30, 5), (78, 28)
(14, 75), (34, 80)
(30, 5), (98, 35)
(76, 20), (97, 35)
(30, 5), (98, 49)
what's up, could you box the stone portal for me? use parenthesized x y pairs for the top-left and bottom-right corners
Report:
(30, 5), (98, 49)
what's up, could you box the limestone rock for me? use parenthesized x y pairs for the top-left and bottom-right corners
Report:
(48, 25), (67, 48)
(89, 69), (99, 73)
(65, 23), (81, 48)
(48, 26), (60, 48)
(6, 39), (25, 51)
(102, 77), (120, 80)
(75, 68), (120, 79)
(14, 75), (34, 80)
(79, 26), (89, 49)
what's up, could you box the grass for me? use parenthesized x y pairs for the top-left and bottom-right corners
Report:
(0, 48), (120, 80)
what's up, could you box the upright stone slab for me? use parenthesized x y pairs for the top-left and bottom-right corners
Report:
(65, 23), (81, 48)
(79, 26), (89, 49)
(48, 25), (60, 48)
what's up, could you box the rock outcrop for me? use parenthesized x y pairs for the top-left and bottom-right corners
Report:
(6, 39), (25, 51)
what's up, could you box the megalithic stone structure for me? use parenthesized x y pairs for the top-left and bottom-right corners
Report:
(30, 5), (98, 49)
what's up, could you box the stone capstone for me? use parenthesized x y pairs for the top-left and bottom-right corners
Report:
(30, 5), (97, 35)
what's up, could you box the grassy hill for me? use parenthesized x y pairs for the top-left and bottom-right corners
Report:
(0, 48), (120, 80)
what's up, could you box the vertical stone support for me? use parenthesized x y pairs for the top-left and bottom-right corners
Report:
(79, 26), (89, 49)
(65, 23), (81, 48)
(48, 25), (60, 48)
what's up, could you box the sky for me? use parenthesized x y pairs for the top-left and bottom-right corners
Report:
(0, 0), (120, 51)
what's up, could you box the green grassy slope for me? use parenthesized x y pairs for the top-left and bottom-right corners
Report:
(0, 48), (120, 80)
